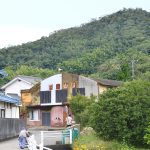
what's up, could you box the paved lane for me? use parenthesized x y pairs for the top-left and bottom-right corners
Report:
(0, 138), (28, 150)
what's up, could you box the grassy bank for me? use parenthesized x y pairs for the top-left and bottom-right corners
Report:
(72, 128), (148, 150)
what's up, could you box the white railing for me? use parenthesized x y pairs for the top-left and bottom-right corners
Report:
(40, 128), (73, 148)
(27, 124), (80, 150)
(27, 135), (52, 150)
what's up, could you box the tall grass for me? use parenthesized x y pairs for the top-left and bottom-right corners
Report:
(73, 130), (148, 150)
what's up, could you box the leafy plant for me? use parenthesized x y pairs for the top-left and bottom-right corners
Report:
(144, 122), (150, 146)
(91, 80), (150, 147)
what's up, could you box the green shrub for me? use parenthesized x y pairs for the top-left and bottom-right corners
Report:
(144, 122), (150, 145)
(69, 95), (96, 128)
(91, 80), (150, 147)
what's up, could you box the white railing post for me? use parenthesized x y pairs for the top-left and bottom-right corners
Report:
(40, 131), (44, 150)
(69, 128), (72, 144)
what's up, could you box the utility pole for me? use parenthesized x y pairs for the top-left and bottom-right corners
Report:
(131, 59), (138, 80)
(131, 59), (135, 79)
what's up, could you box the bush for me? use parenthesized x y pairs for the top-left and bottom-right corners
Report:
(69, 95), (96, 128)
(91, 80), (150, 147)
(144, 122), (150, 146)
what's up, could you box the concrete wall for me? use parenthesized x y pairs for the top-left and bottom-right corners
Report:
(0, 118), (25, 140)
(62, 73), (79, 98)
(98, 84), (108, 94)
(79, 76), (98, 97)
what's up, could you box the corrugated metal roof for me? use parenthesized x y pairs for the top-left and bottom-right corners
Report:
(0, 94), (19, 105)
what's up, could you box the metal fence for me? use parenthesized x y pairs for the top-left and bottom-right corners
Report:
(0, 118), (25, 140)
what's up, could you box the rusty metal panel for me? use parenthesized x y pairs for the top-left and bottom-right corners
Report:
(51, 106), (64, 127)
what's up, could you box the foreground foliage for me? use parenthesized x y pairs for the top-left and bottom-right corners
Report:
(144, 122), (150, 145)
(70, 80), (150, 148)
(91, 80), (150, 147)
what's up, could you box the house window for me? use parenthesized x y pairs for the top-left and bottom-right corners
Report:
(49, 84), (53, 91)
(29, 110), (39, 121)
(40, 91), (51, 103)
(56, 84), (60, 90)
(72, 81), (76, 88)
(56, 89), (67, 103)
(7, 103), (9, 108)
(63, 82), (68, 89)
(0, 109), (5, 118)
(4, 102), (9, 108)
(10, 103), (12, 109)
(72, 88), (85, 96)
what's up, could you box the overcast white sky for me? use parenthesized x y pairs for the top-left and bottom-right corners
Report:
(0, 0), (149, 48)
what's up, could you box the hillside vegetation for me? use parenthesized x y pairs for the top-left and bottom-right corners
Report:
(0, 8), (150, 81)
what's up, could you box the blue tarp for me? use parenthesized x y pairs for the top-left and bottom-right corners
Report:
(0, 69), (8, 77)
(0, 94), (19, 105)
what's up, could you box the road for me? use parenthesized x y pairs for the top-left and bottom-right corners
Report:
(0, 129), (72, 150)
(0, 138), (28, 150)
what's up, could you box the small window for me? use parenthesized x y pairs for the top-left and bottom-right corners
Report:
(0, 109), (5, 118)
(63, 82), (68, 89)
(49, 84), (53, 91)
(29, 110), (39, 121)
(10, 103), (12, 109)
(72, 81), (76, 88)
(56, 84), (60, 90)
(7, 103), (9, 108)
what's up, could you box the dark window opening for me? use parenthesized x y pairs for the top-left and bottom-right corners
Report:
(40, 91), (51, 103)
(56, 89), (67, 103)
(72, 88), (85, 96)
(49, 84), (53, 91)
(56, 84), (60, 90)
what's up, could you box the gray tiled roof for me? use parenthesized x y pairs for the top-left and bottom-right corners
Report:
(94, 79), (122, 87)
(17, 75), (42, 84)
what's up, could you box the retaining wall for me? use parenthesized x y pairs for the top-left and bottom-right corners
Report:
(0, 118), (25, 140)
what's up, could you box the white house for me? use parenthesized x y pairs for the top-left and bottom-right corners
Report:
(1, 75), (42, 100)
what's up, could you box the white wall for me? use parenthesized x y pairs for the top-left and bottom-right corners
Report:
(4, 80), (32, 97)
(5, 108), (11, 118)
(0, 102), (4, 108)
(12, 106), (19, 118)
(0, 102), (19, 118)
(40, 74), (62, 104)
(79, 76), (98, 97)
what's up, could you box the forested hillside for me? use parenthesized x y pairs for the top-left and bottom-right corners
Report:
(0, 8), (150, 81)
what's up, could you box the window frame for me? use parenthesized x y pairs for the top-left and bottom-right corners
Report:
(29, 109), (40, 121)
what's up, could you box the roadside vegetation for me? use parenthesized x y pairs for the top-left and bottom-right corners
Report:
(69, 79), (150, 149)
(73, 128), (147, 150)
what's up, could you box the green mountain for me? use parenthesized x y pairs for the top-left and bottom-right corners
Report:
(0, 8), (150, 81)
